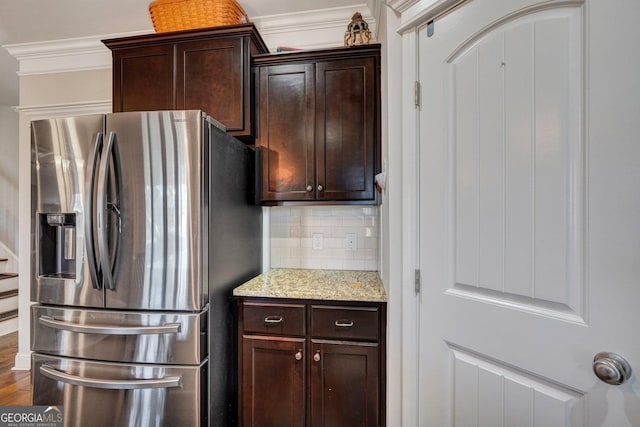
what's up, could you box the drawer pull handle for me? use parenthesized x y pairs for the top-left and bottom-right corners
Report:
(39, 316), (181, 335)
(40, 365), (181, 390)
(264, 315), (284, 325)
(335, 320), (354, 328)
(313, 351), (321, 362)
(295, 350), (303, 361)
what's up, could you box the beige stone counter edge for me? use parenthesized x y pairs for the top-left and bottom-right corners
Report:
(232, 268), (388, 303)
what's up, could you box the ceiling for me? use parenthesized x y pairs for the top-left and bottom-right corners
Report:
(0, 0), (365, 106)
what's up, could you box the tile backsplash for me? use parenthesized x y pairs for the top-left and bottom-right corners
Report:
(269, 206), (379, 271)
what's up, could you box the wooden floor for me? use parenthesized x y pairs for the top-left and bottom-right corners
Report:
(0, 332), (31, 405)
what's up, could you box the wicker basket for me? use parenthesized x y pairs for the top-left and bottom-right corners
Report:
(149, 0), (249, 33)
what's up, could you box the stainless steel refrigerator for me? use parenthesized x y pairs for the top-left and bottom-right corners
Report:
(30, 110), (262, 427)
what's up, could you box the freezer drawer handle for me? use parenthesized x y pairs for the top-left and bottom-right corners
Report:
(40, 365), (181, 390)
(39, 316), (181, 335)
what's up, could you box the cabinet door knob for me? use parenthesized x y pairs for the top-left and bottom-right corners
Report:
(313, 351), (321, 362)
(317, 185), (324, 192)
(306, 185), (313, 192)
(295, 350), (303, 361)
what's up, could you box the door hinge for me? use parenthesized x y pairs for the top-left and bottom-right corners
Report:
(414, 81), (421, 108)
(427, 20), (435, 37)
(414, 269), (421, 294)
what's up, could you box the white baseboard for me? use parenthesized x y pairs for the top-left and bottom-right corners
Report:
(14, 351), (31, 370)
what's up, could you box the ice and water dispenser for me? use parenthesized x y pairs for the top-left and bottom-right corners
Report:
(38, 213), (77, 279)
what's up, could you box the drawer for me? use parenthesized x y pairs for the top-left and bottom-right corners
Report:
(31, 305), (206, 364)
(310, 305), (379, 341)
(243, 302), (306, 336)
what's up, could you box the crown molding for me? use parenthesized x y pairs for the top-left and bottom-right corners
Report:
(4, 30), (149, 76)
(383, 0), (421, 13)
(15, 100), (112, 118)
(3, 5), (377, 75)
(253, 4), (374, 34)
(252, 4), (376, 50)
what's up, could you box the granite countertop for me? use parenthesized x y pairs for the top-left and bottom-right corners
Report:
(233, 269), (387, 302)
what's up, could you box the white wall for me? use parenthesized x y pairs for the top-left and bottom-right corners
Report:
(0, 106), (19, 254)
(19, 69), (112, 107)
(378, 5), (404, 427)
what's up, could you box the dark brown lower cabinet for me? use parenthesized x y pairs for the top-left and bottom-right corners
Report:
(238, 298), (386, 427)
(309, 341), (379, 427)
(241, 337), (306, 426)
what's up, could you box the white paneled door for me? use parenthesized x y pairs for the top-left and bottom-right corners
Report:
(416, 0), (640, 425)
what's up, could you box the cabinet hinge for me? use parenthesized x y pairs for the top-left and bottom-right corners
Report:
(414, 81), (421, 109)
(414, 269), (421, 294)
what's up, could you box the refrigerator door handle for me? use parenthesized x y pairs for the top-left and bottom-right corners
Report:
(85, 132), (103, 290)
(40, 365), (182, 390)
(39, 316), (182, 335)
(97, 131), (122, 291)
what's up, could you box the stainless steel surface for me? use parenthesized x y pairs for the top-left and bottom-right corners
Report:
(63, 227), (75, 260)
(31, 110), (263, 426)
(85, 132), (103, 290)
(40, 365), (181, 390)
(103, 111), (205, 310)
(32, 354), (207, 427)
(39, 316), (181, 335)
(31, 306), (206, 365)
(313, 351), (321, 362)
(593, 352), (632, 385)
(32, 111), (208, 311)
(96, 131), (121, 292)
(32, 114), (106, 308)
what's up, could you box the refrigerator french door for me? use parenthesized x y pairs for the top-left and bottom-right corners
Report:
(30, 110), (262, 427)
(33, 111), (208, 310)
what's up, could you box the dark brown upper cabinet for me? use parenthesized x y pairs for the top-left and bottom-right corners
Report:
(103, 24), (269, 142)
(254, 44), (381, 204)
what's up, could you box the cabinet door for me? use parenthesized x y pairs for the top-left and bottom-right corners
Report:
(315, 58), (377, 201)
(241, 336), (306, 427)
(309, 341), (379, 427)
(177, 37), (250, 137)
(257, 64), (316, 202)
(112, 44), (175, 112)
